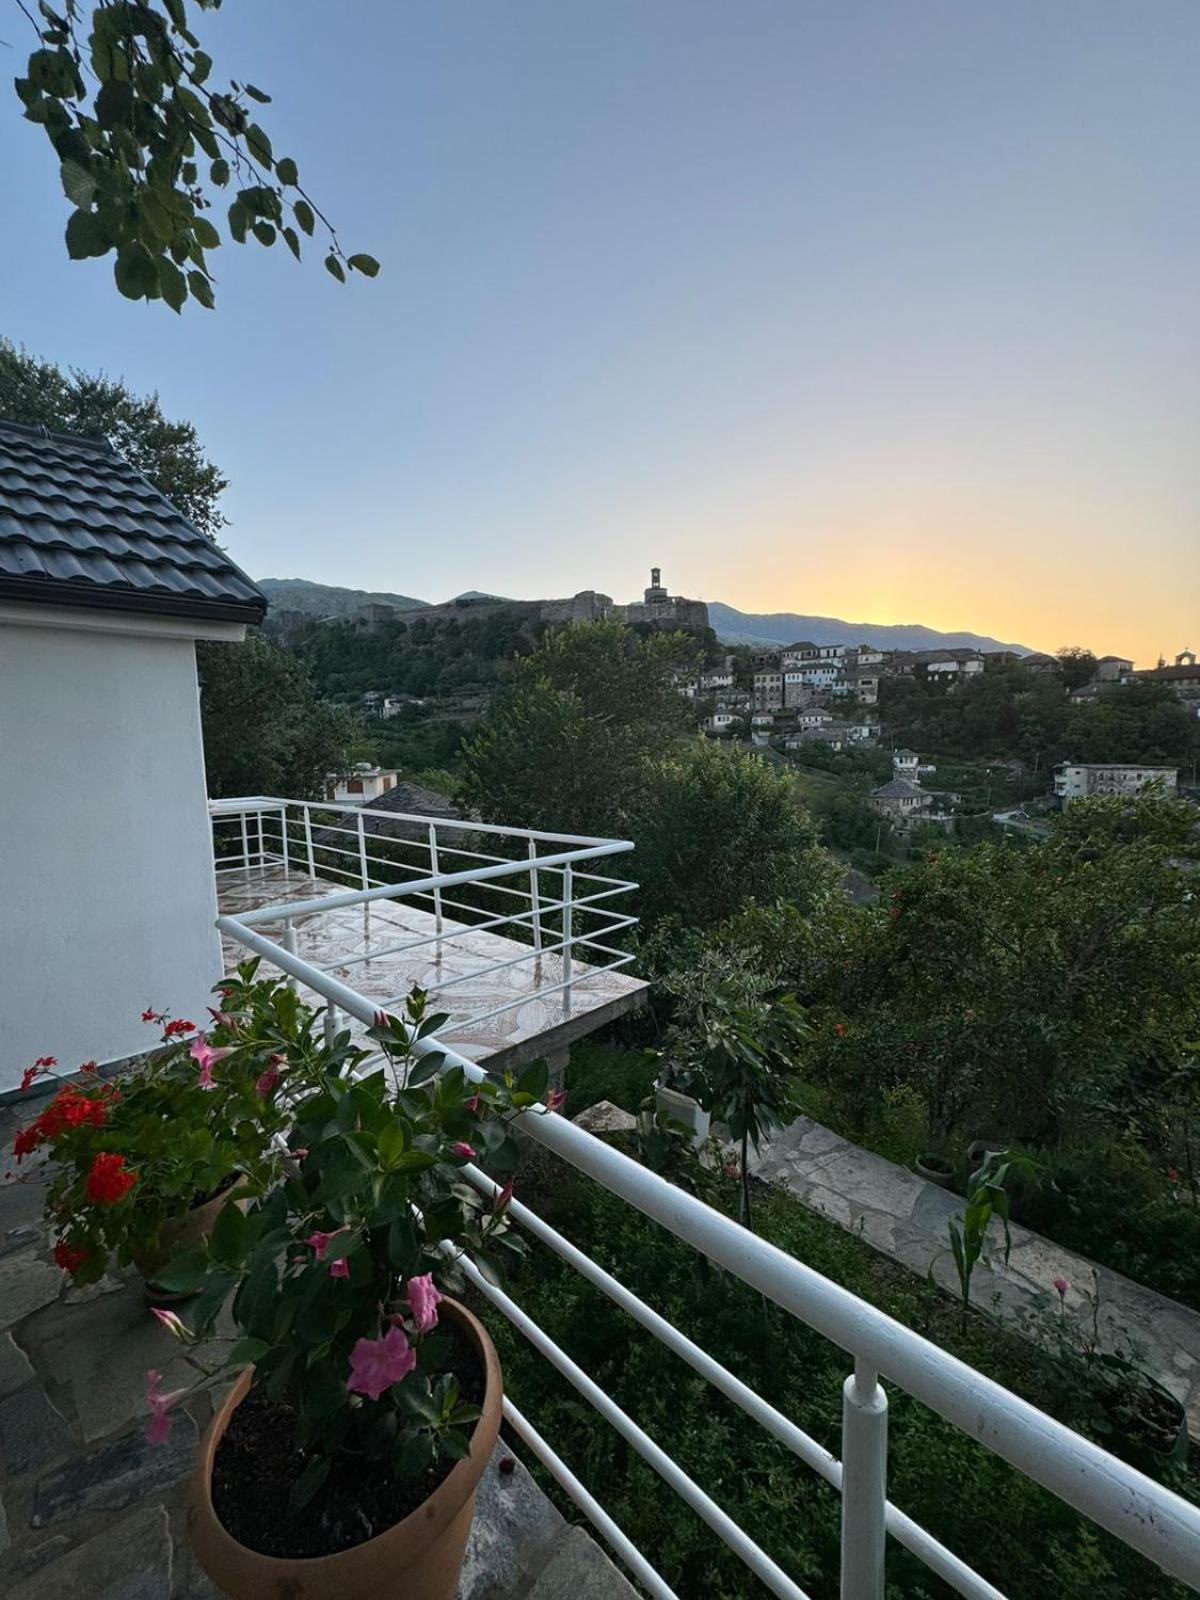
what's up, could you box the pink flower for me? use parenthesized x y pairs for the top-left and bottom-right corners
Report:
(144, 1368), (185, 1447)
(329, 1257), (350, 1279)
(465, 1095), (480, 1112)
(406, 1273), (441, 1333)
(494, 1178), (514, 1213)
(306, 1229), (340, 1261)
(290, 1146), (310, 1160)
(151, 1308), (189, 1340)
(207, 1007), (236, 1030)
(1053, 1276), (1070, 1299)
(451, 1141), (476, 1160)
(189, 1035), (232, 1089)
(546, 1089), (567, 1113)
(255, 1055), (284, 1097)
(346, 1327), (416, 1401)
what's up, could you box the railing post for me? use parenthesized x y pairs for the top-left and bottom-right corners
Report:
(282, 918), (299, 992)
(561, 862), (573, 1011)
(528, 839), (543, 955)
(840, 1361), (888, 1600)
(279, 805), (290, 875)
(357, 810), (369, 889)
(239, 809), (250, 871)
(428, 822), (443, 936)
(303, 804), (315, 879)
(255, 809), (264, 867)
(323, 1002), (340, 1047)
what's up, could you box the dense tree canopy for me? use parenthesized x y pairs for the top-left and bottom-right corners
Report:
(197, 635), (355, 799)
(12, 0), (376, 308)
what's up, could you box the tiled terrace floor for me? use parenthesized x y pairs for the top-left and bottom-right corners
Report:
(216, 865), (648, 1073)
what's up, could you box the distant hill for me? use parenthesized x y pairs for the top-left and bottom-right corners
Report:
(707, 601), (1032, 655)
(258, 578), (427, 617)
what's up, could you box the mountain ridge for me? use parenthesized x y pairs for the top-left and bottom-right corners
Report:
(256, 577), (1031, 654)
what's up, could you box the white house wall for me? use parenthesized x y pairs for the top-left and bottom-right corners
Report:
(0, 621), (221, 1089)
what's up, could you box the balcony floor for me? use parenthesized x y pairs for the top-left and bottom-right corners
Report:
(216, 864), (648, 1072)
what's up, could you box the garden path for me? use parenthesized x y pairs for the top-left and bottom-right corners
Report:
(749, 1116), (1200, 1434)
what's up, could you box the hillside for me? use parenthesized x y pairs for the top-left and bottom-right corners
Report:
(707, 601), (1032, 654)
(258, 578), (427, 616)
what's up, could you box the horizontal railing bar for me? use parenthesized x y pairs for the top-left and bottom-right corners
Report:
(209, 795), (628, 849)
(457, 1255), (812, 1600)
(234, 843), (635, 926)
(214, 923), (1200, 1591)
(394, 953), (637, 1027)
(502, 1397), (681, 1600)
(464, 1168), (1007, 1600)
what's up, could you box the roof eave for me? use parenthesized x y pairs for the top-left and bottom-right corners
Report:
(0, 574), (265, 626)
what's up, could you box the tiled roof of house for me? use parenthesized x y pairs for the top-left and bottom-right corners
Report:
(872, 778), (926, 799)
(0, 419), (265, 623)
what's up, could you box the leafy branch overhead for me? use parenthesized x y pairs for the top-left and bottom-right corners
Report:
(14, 0), (380, 309)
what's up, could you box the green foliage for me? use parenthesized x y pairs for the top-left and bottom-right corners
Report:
(482, 1153), (1198, 1600)
(14, 0), (376, 307)
(942, 1149), (1025, 1325)
(565, 1039), (658, 1118)
(162, 987), (535, 1481)
(197, 634), (356, 799)
(15, 961), (360, 1283)
(0, 339), (227, 536)
(628, 740), (837, 928)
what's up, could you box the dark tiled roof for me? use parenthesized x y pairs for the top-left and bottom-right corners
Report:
(872, 778), (926, 799)
(0, 420), (265, 623)
(313, 782), (466, 848)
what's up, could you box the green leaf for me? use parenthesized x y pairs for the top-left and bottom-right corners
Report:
(244, 83), (272, 103)
(293, 198), (315, 236)
(228, 1336), (270, 1367)
(245, 123), (273, 166)
(210, 157), (230, 186)
(192, 216), (221, 250)
(188, 270), (215, 309)
(275, 156), (298, 187)
(347, 253), (380, 279)
(114, 245), (159, 301)
(251, 221), (276, 247)
(65, 208), (110, 261)
(60, 160), (96, 210)
(210, 1197), (246, 1263)
(324, 253), (345, 284)
(287, 1453), (330, 1516)
(439, 1428), (471, 1461)
(228, 202), (247, 244)
(282, 225), (300, 260)
(191, 49), (212, 85)
(394, 1429), (434, 1476)
(159, 258), (187, 312)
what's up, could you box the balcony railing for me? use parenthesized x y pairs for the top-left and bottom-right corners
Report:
(213, 901), (1200, 1600)
(208, 796), (639, 1031)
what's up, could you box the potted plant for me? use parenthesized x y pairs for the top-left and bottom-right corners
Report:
(914, 1151), (955, 1187)
(152, 990), (536, 1600)
(653, 1062), (711, 1148)
(11, 960), (362, 1296)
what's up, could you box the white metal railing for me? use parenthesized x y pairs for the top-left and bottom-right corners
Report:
(208, 796), (639, 1030)
(210, 913), (1200, 1600)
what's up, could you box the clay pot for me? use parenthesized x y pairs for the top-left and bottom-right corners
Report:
(134, 1175), (248, 1302)
(188, 1299), (502, 1600)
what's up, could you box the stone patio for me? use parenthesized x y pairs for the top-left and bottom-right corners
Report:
(750, 1115), (1200, 1432)
(0, 1103), (636, 1599)
(217, 864), (648, 1075)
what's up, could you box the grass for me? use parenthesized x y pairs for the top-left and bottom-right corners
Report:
(476, 1136), (1198, 1600)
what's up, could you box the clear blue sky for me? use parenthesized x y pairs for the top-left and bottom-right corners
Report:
(3, 1), (1197, 661)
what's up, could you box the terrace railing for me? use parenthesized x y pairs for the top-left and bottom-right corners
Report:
(208, 796), (639, 1026)
(213, 902), (1200, 1600)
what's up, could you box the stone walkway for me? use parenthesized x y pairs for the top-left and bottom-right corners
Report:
(749, 1116), (1200, 1433)
(0, 1102), (635, 1599)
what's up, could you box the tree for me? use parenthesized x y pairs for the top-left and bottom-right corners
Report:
(0, 339), (226, 536)
(11, 0), (378, 308)
(197, 635), (355, 799)
(628, 740), (836, 928)
(1056, 646), (1098, 691)
(459, 621), (698, 836)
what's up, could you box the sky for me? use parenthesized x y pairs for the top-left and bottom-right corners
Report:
(3, 1), (1197, 664)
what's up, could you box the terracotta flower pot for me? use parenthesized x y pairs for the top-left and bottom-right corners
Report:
(134, 1175), (248, 1302)
(188, 1299), (502, 1600)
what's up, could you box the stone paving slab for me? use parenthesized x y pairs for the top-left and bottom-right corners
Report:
(750, 1115), (1200, 1433)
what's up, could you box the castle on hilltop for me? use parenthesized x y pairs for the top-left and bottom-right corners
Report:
(541, 568), (708, 632)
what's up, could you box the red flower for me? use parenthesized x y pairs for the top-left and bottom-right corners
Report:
(162, 1019), (195, 1038)
(85, 1152), (137, 1205)
(13, 1127), (39, 1159)
(141, 1008), (158, 1023)
(834, 1023), (847, 1038)
(35, 1056), (57, 1068)
(19, 1066), (39, 1093)
(79, 1060), (97, 1074)
(53, 1239), (90, 1275)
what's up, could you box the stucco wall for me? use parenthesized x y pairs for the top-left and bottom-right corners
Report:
(0, 620), (221, 1090)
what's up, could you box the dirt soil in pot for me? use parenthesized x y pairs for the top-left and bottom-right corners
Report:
(210, 1318), (485, 1559)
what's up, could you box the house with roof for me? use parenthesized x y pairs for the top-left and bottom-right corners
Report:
(868, 777), (935, 822)
(891, 748), (920, 779)
(0, 420), (266, 1088)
